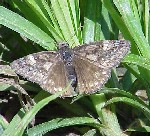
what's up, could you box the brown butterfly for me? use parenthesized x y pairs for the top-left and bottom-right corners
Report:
(11, 40), (130, 97)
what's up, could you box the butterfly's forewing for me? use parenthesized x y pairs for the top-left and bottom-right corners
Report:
(73, 40), (130, 94)
(73, 40), (130, 68)
(11, 51), (58, 84)
(11, 51), (75, 96)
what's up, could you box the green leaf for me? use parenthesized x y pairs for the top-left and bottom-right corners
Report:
(113, 0), (150, 58)
(123, 54), (150, 71)
(2, 87), (67, 136)
(143, 0), (149, 41)
(1, 110), (25, 136)
(123, 53), (150, 86)
(100, 108), (126, 136)
(90, 93), (126, 136)
(23, 0), (63, 41)
(0, 6), (56, 50)
(104, 97), (150, 121)
(83, 129), (97, 136)
(100, 88), (148, 108)
(101, 0), (133, 41)
(82, 0), (101, 42)
(50, 0), (80, 47)
(82, 0), (118, 42)
(0, 115), (8, 130)
(27, 117), (100, 136)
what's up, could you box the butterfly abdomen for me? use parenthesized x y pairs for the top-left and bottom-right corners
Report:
(59, 45), (77, 89)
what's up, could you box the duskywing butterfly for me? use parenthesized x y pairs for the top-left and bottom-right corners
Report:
(11, 40), (130, 97)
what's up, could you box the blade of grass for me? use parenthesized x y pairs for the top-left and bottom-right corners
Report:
(99, 88), (148, 108)
(50, 0), (80, 47)
(128, 126), (150, 132)
(129, 0), (142, 29)
(104, 96), (150, 121)
(0, 115), (9, 130)
(90, 94), (126, 136)
(2, 87), (67, 136)
(143, 0), (149, 41)
(82, 0), (101, 43)
(1, 109), (25, 136)
(113, 0), (150, 57)
(101, 0), (134, 41)
(24, 0), (63, 42)
(83, 129), (97, 136)
(0, 6), (55, 50)
(27, 117), (100, 136)
(12, 0), (54, 37)
(123, 54), (150, 72)
(41, 0), (62, 34)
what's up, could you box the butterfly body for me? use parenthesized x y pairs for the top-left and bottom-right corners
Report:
(58, 43), (77, 89)
(11, 40), (130, 97)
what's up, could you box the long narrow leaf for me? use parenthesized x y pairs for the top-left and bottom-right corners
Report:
(123, 54), (150, 71)
(27, 117), (100, 136)
(2, 88), (67, 136)
(104, 97), (150, 121)
(50, 0), (80, 47)
(113, 0), (150, 57)
(0, 6), (55, 50)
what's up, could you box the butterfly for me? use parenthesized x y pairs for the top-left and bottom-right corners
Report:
(10, 40), (130, 97)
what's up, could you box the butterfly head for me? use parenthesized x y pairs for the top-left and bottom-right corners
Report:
(58, 42), (69, 49)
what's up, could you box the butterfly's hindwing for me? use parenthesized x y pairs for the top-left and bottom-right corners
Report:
(41, 58), (76, 97)
(73, 55), (111, 94)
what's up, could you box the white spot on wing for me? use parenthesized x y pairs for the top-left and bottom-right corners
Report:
(26, 55), (36, 65)
(43, 62), (52, 71)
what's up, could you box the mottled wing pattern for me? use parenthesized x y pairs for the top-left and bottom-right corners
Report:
(73, 55), (111, 94)
(11, 40), (130, 97)
(73, 40), (130, 68)
(11, 51), (75, 96)
(11, 51), (57, 84)
(73, 40), (130, 94)
(41, 59), (76, 97)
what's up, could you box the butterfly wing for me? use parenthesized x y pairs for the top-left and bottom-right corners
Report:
(73, 40), (130, 68)
(41, 59), (76, 97)
(11, 51), (75, 97)
(73, 40), (130, 94)
(11, 51), (58, 84)
(73, 55), (111, 94)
